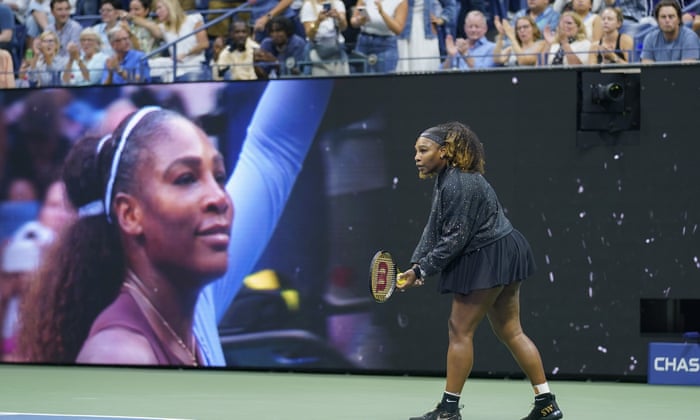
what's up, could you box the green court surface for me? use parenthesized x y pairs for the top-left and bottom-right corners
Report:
(0, 364), (697, 419)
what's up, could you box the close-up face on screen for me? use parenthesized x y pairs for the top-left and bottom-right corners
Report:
(0, 68), (698, 384)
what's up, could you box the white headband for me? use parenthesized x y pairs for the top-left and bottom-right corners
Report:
(103, 106), (161, 223)
(77, 134), (112, 219)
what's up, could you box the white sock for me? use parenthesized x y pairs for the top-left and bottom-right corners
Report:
(533, 382), (550, 395)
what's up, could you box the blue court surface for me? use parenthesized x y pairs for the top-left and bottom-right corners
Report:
(0, 364), (698, 419)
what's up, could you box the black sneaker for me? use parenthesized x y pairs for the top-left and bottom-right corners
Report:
(409, 404), (462, 420)
(521, 393), (563, 420)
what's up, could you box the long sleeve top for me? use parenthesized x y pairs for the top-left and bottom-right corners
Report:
(411, 167), (513, 277)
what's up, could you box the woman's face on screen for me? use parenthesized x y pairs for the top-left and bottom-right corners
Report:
(132, 117), (233, 284)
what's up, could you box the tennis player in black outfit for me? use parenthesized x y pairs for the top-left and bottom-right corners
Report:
(397, 122), (563, 420)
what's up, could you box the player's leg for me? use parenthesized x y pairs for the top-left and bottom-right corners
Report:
(487, 281), (563, 420)
(410, 286), (502, 420)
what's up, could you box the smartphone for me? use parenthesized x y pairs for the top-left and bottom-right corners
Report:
(323, 2), (331, 12)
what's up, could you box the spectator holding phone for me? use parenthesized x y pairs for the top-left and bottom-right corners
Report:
(301, 0), (349, 75)
(350, 0), (409, 73)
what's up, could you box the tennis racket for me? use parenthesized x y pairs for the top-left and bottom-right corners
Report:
(369, 250), (407, 303)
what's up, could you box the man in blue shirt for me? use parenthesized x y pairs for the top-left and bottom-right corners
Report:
(641, 0), (700, 62)
(441, 10), (495, 70)
(46, 0), (82, 60)
(513, 0), (560, 34)
(101, 26), (150, 84)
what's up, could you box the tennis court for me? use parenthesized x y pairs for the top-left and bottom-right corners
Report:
(0, 365), (697, 419)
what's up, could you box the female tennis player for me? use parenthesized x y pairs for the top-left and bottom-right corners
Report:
(397, 122), (563, 420)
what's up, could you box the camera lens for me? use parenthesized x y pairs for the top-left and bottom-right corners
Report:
(593, 82), (625, 103)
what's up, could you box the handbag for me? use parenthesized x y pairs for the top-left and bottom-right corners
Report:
(313, 37), (343, 60)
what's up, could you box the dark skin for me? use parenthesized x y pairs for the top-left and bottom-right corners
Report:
(397, 133), (548, 397)
(76, 117), (233, 365)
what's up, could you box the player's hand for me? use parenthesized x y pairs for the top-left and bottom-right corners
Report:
(396, 269), (424, 291)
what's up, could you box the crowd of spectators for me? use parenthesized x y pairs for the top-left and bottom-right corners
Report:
(0, 0), (696, 85)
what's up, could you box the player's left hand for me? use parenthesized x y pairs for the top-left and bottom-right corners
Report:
(397, 270), (424, 290)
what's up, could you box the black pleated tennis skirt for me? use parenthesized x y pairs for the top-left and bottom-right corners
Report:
(438, 229), (537, 295)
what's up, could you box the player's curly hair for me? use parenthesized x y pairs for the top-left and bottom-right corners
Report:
(439, 121), (486, 174)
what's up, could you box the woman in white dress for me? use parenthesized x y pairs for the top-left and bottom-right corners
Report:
(397, 0), (455, 72)
(62, 27), (108, 86)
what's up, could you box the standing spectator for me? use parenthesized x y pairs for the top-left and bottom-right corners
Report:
(101, 26), (150, 84)
(641, 0), (700, 62)
(441, 9), (494, 70)
(571, 0), (602, 42)
(25, 0), (52, 49)
(257, 15), (307, 77)
(129, 0), (209, 81)
(4, 0), (28, 27)
(513, 0), (560, 34)
(493, 15), (546, 66)
(250, 0), (299, 42)
(0, 3), (15, 52)
(212, 19), (260, 80)
(93, 0), (128, 57)
(19, 30), (66, 86)
(301, 0), (350, 76)
(46, 0), (82, 60)
(543, 10), (592, 64)
(553, 0), (603, 14)
(588, 6), (633, 64)
(397, 0), (456, 72)
(350, 0), (409, 73)
(63, 27), (108, 85)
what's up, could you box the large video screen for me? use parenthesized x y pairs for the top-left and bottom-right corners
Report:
(2, 68), (698, 379)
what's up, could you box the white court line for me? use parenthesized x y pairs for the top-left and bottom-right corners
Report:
(0, 414), (192, 420)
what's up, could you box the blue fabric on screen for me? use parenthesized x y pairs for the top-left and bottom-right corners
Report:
(193, 79), (334, 366)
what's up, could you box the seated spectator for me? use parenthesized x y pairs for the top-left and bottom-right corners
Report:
(493, 15), (546, 66)
(101, 26), (150, 84)
(641, 0), (700, 62)
(606, 0), (657, 36)
(123, 0), (161, 55)
(571, 0), (602, 42)
(513, 0), (560, 35)
(63, 27), (108, 85)
(46, 0), (82, 60)
(588, 7), (633, 64)
(543, 10), (592, 64)
(25, 0), (53, 49)
(441, 10), (495, 70)
(93, 0), (127, 57)
(301, 0), (350, 76)
(213, 19), (260, 80)
(256, 15), (306, 78)
(19, 30), (66, 86)
(350, 0), (408, 74)
(127, 0), (208, 81)
(553, 0), (603, 14)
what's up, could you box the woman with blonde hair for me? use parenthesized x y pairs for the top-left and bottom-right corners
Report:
(20, 30), (66, 87)
(62, 27), (108, 86)
(493, 15), (546, 66)
(543, 11), (591, 65)
(131, 0), (209, 81)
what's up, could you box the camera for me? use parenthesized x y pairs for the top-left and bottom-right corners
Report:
(323, 2), (331, 12)
(592, 82), (624, 104)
